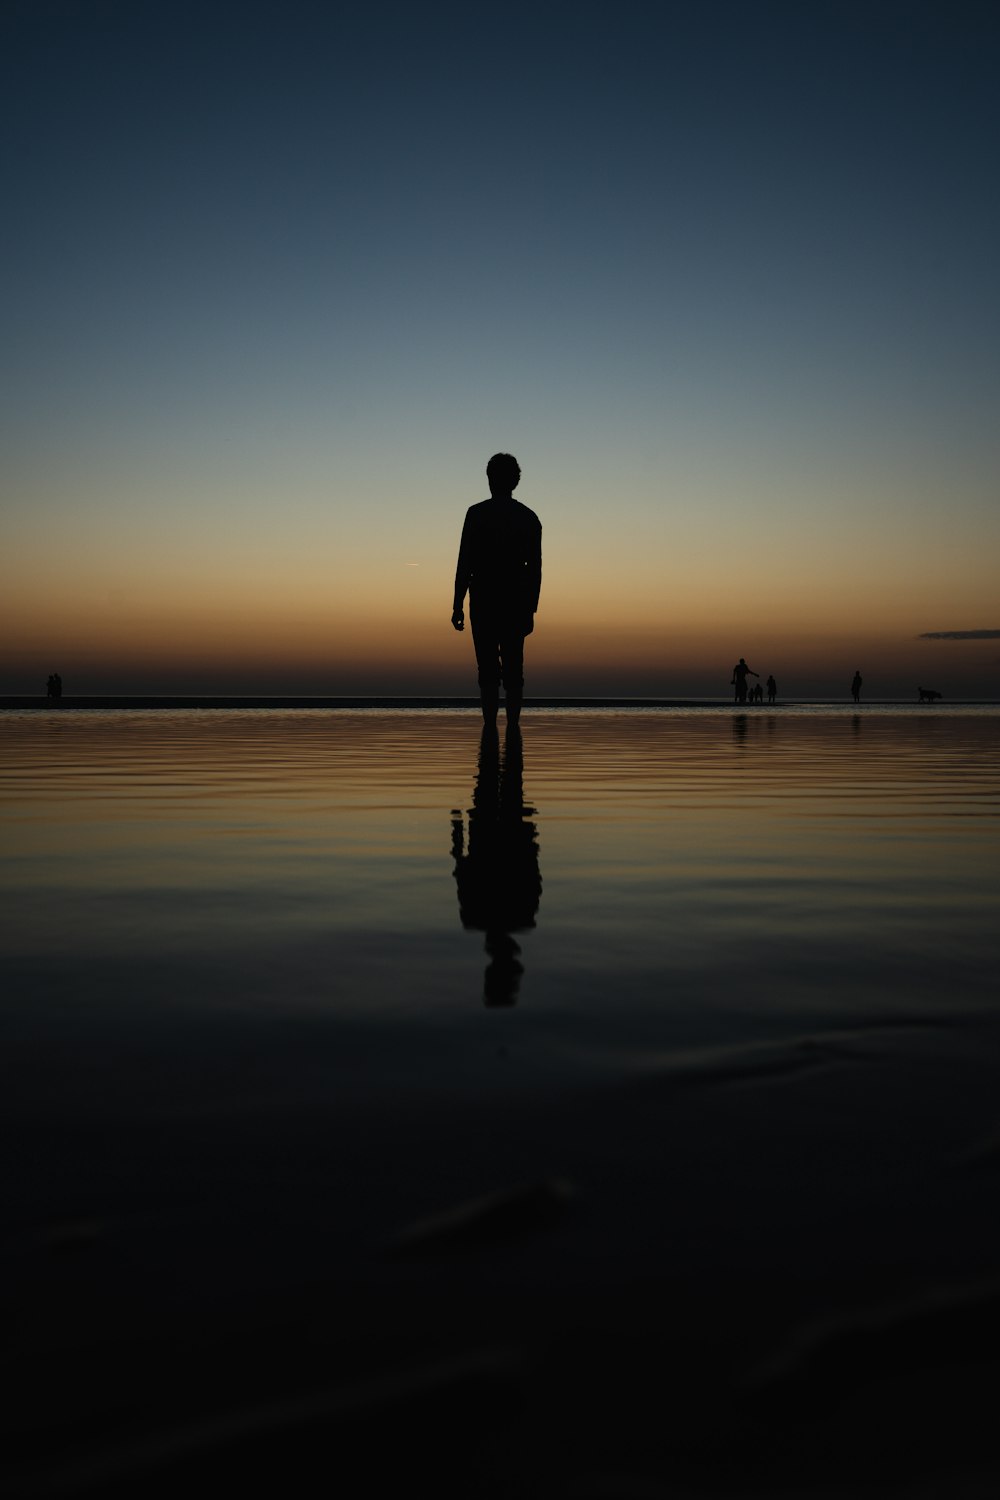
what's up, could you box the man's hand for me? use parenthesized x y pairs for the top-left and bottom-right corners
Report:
(451, 608), (465, 632)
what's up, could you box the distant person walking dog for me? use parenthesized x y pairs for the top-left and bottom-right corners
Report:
(731, 658), (758, 704)
(851, 670), (863, 704)
(453, 454), (542, 727)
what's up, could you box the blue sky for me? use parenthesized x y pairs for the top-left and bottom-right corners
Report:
(3, 1), (999, 696)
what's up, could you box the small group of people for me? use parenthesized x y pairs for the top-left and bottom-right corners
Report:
(732, 662), (867, 704)
(731, 660), (777, 705)
(45, 672), (63, 699)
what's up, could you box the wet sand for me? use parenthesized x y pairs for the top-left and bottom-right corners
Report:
(7, 1012), (1000, 1497)
(3, 709), (1000, 1496)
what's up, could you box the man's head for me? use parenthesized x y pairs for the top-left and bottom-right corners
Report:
(487, 453), (521, 496)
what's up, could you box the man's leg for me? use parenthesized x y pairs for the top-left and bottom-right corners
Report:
(470, 609), (501, 724)
(498, 625), (526, 725)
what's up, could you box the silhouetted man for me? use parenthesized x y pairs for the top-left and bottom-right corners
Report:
(452, 453), (541, 726)
(851, 670), (863, 704)
(766, 675), (777, 703)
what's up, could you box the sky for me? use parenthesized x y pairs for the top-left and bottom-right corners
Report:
(3, 0), (999, 698)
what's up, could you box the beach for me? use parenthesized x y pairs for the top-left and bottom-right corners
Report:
(3, 706), (1000, 1496)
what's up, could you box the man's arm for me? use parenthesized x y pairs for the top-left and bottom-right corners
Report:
(452, 510), (472, 630)
(527, 519), (542, 615)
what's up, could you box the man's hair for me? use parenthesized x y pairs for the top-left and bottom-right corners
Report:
(486, 452), (521, 490)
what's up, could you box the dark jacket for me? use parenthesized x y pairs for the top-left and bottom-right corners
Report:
(454, 498), (542, 615)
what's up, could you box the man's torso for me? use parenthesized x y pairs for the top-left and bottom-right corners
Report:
(464, 499), (540, 607)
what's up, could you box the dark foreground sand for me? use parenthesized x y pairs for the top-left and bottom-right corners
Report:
(6, 1007), (1000, 1498)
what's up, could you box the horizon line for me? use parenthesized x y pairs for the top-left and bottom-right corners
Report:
(4, 693), (999, 712)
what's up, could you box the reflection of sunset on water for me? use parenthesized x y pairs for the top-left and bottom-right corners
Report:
(3, 706), (998, 1005)
(4, 704), (1000, 1493)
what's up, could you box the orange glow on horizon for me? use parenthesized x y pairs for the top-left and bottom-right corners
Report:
(4, 487), (999, 697)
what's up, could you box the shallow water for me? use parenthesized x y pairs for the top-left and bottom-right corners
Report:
(3, 707), (998, 1044)
(4, 708), (1000, 1493)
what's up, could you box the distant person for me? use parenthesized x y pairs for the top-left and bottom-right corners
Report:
(453, 453), (541, 727)
(851, 670), (862, 704)
(753, 681), (763, 704)
(731, 658), (758, 704)
(766, 675), (777, 703)
(46, 674), (55, 698)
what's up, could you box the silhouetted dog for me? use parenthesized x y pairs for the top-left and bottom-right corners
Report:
(918, 687), (942, 702)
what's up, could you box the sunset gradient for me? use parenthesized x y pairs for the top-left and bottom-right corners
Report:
(3, 2), (998, 698)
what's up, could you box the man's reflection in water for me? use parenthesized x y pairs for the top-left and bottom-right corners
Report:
(451, 726), (542, 1006)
